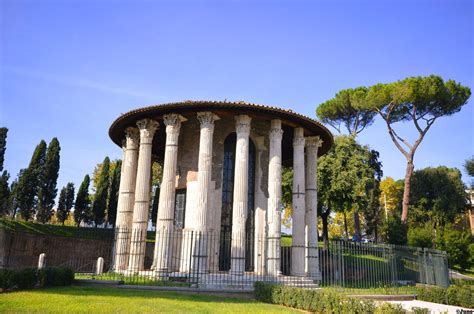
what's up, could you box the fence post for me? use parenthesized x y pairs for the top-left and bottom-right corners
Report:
(96, 257), (104, 275)
(38, 253), (46, 269)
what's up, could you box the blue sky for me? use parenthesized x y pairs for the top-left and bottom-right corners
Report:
(1, 0), (473, 196)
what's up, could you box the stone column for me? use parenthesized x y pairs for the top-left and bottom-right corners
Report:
(305, 136), (323, 278)
(253, 136), (267, 275)
(291, 127), (306, 276)
(230, 114), (251, 275)
(191, 112), (219, 273)
(113, 128), (139, 271)
(127, 119), (159, 273)
(152, 114), (185, 272)
(267, 119), (283, 276)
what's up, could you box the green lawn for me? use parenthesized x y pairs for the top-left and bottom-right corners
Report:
(0, 286), (299, 313)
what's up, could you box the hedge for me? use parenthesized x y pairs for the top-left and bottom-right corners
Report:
(415, 284), (473, 308)
(254, 282), (405, 313)
(0, 267), (75, 292)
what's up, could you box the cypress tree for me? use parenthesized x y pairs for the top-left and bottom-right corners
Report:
(0, 127), (7, 172)
(107, 159), (121, 227)
(0, 171), (10, 216)
(74, 175), (90, 227)
(65, 182), (75, 212)
(37, 138), (61, 223)
(8, 177), (19, 218)
(92, 157), (110, 227)
(56, 187), (68, 224)
(17, 141), (47, 221)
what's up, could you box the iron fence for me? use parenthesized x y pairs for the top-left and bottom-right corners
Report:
(1, 227), (450, 290)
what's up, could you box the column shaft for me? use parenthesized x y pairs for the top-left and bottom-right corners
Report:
(128, 119), (159, 273)
(253, 136), (267, 275)
(291, 127), (306, 276)
(113, 128), (139, 271)
(230, 115), (251, 275)
(305, 136), (322, 278)
(153, 114), (185, 272)
(192, 112), (219, 273)
(267, 120), (283, 276)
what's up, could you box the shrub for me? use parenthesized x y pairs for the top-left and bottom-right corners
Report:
(254, 282), (403, 313)
(38, 267), (75, 287)
(0, 269), (14, 290)
(441, 227), (471, 269)
(385, 217), (407, 245)
(12, 268), (37, 289)
(407, 226), (433, 248)
(414, 284), (474, 308)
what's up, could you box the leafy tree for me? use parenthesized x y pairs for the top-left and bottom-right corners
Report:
(317, 87), (376, 135)
(384, 216), (407, 245)
(92, 157), (110, 226)
(107, 160), (121, 226)
(36, 138), (61, 223)
(362, 150), (383, 242)
(281, 167), (293, 229)
(317, 136), (378, 247)
(379, 177), (402, 217)
(92, 159), (121, 192)
(407, 226), (433, 248)
(74, 175), (91, 226)
(366, 75), (471, 223)
(410, 166), (467, 228)
(151, 185), (160, 228)
(441, 227), (471, 269)
(16, 141), (47, 221)
(464, 156), (474, 188)
(0, 127), (7, 171)
(0, 171), (10, 216)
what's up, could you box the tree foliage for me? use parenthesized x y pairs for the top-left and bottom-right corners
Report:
(107, 160), (121, 226)
(56, 182), (74, 225)
(317, 87), (376, 135)
(17, 141), (47, 221)
(0, 127), (7, 172)
(74, 175), (91, 226)
(36, 138), (61, 223)
(91, 157), (110, 226)
(464, 156), (474, 188)
(410, 166), (467, 227)
(379, 177), (402, 215)
(0, 171), (10, 216)
(365, 75), (471, 222)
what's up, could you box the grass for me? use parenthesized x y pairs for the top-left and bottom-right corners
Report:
(0, 286), (299, 313)
(75, 273), (192, 287)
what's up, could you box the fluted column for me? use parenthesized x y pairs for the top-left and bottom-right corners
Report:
(113, 128), (140, 271)
(267, 119), (283, 276)
(230, 115), (251, 275)
(152, 114), (185, 272)
(305, 136), (322, 278)
(253, 136), (267, 275)
(291, 127), (306, 276)
(191, 112), (219, 273)
(127, 119), (159, 273)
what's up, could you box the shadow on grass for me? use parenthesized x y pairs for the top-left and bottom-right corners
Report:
(10, 286), (257, 305)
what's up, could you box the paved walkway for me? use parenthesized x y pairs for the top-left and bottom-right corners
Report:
(387, 300), (473, 313)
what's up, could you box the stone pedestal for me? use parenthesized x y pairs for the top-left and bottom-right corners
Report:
(305, 136), (322, 278)
(230, 115), (251, 275)
(113, 128), (139, 271)
(267, 119), (283, 276)
(128, 119), (159, 273)
(153, 114), (185, 272)
(291, 127), (305, 276)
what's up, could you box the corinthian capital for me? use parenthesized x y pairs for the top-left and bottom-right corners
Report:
(163, 114), (186, 134)
(235, 115), (251, 135)
(293, 127), (305, 147)
(124, 127), (140, 149)
(305, 136), (323, 149)
(269, 119), (283, 141)
(197, 112), (220, 129)
(136, 119), (159, 142)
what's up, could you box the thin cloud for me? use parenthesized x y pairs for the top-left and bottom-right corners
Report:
(1, 65), (155, 99)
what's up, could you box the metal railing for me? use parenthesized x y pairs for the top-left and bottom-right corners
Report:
(1, 226), (450, 289)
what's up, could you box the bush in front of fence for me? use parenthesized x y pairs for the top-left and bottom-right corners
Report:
(254, 282), (405, 313)
(415, 283), (473, 308)
(0, 267), (75, 292)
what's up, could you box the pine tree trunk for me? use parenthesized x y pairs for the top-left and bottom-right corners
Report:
(343, 211), (349, 240)
(401, 159), (414, 223)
